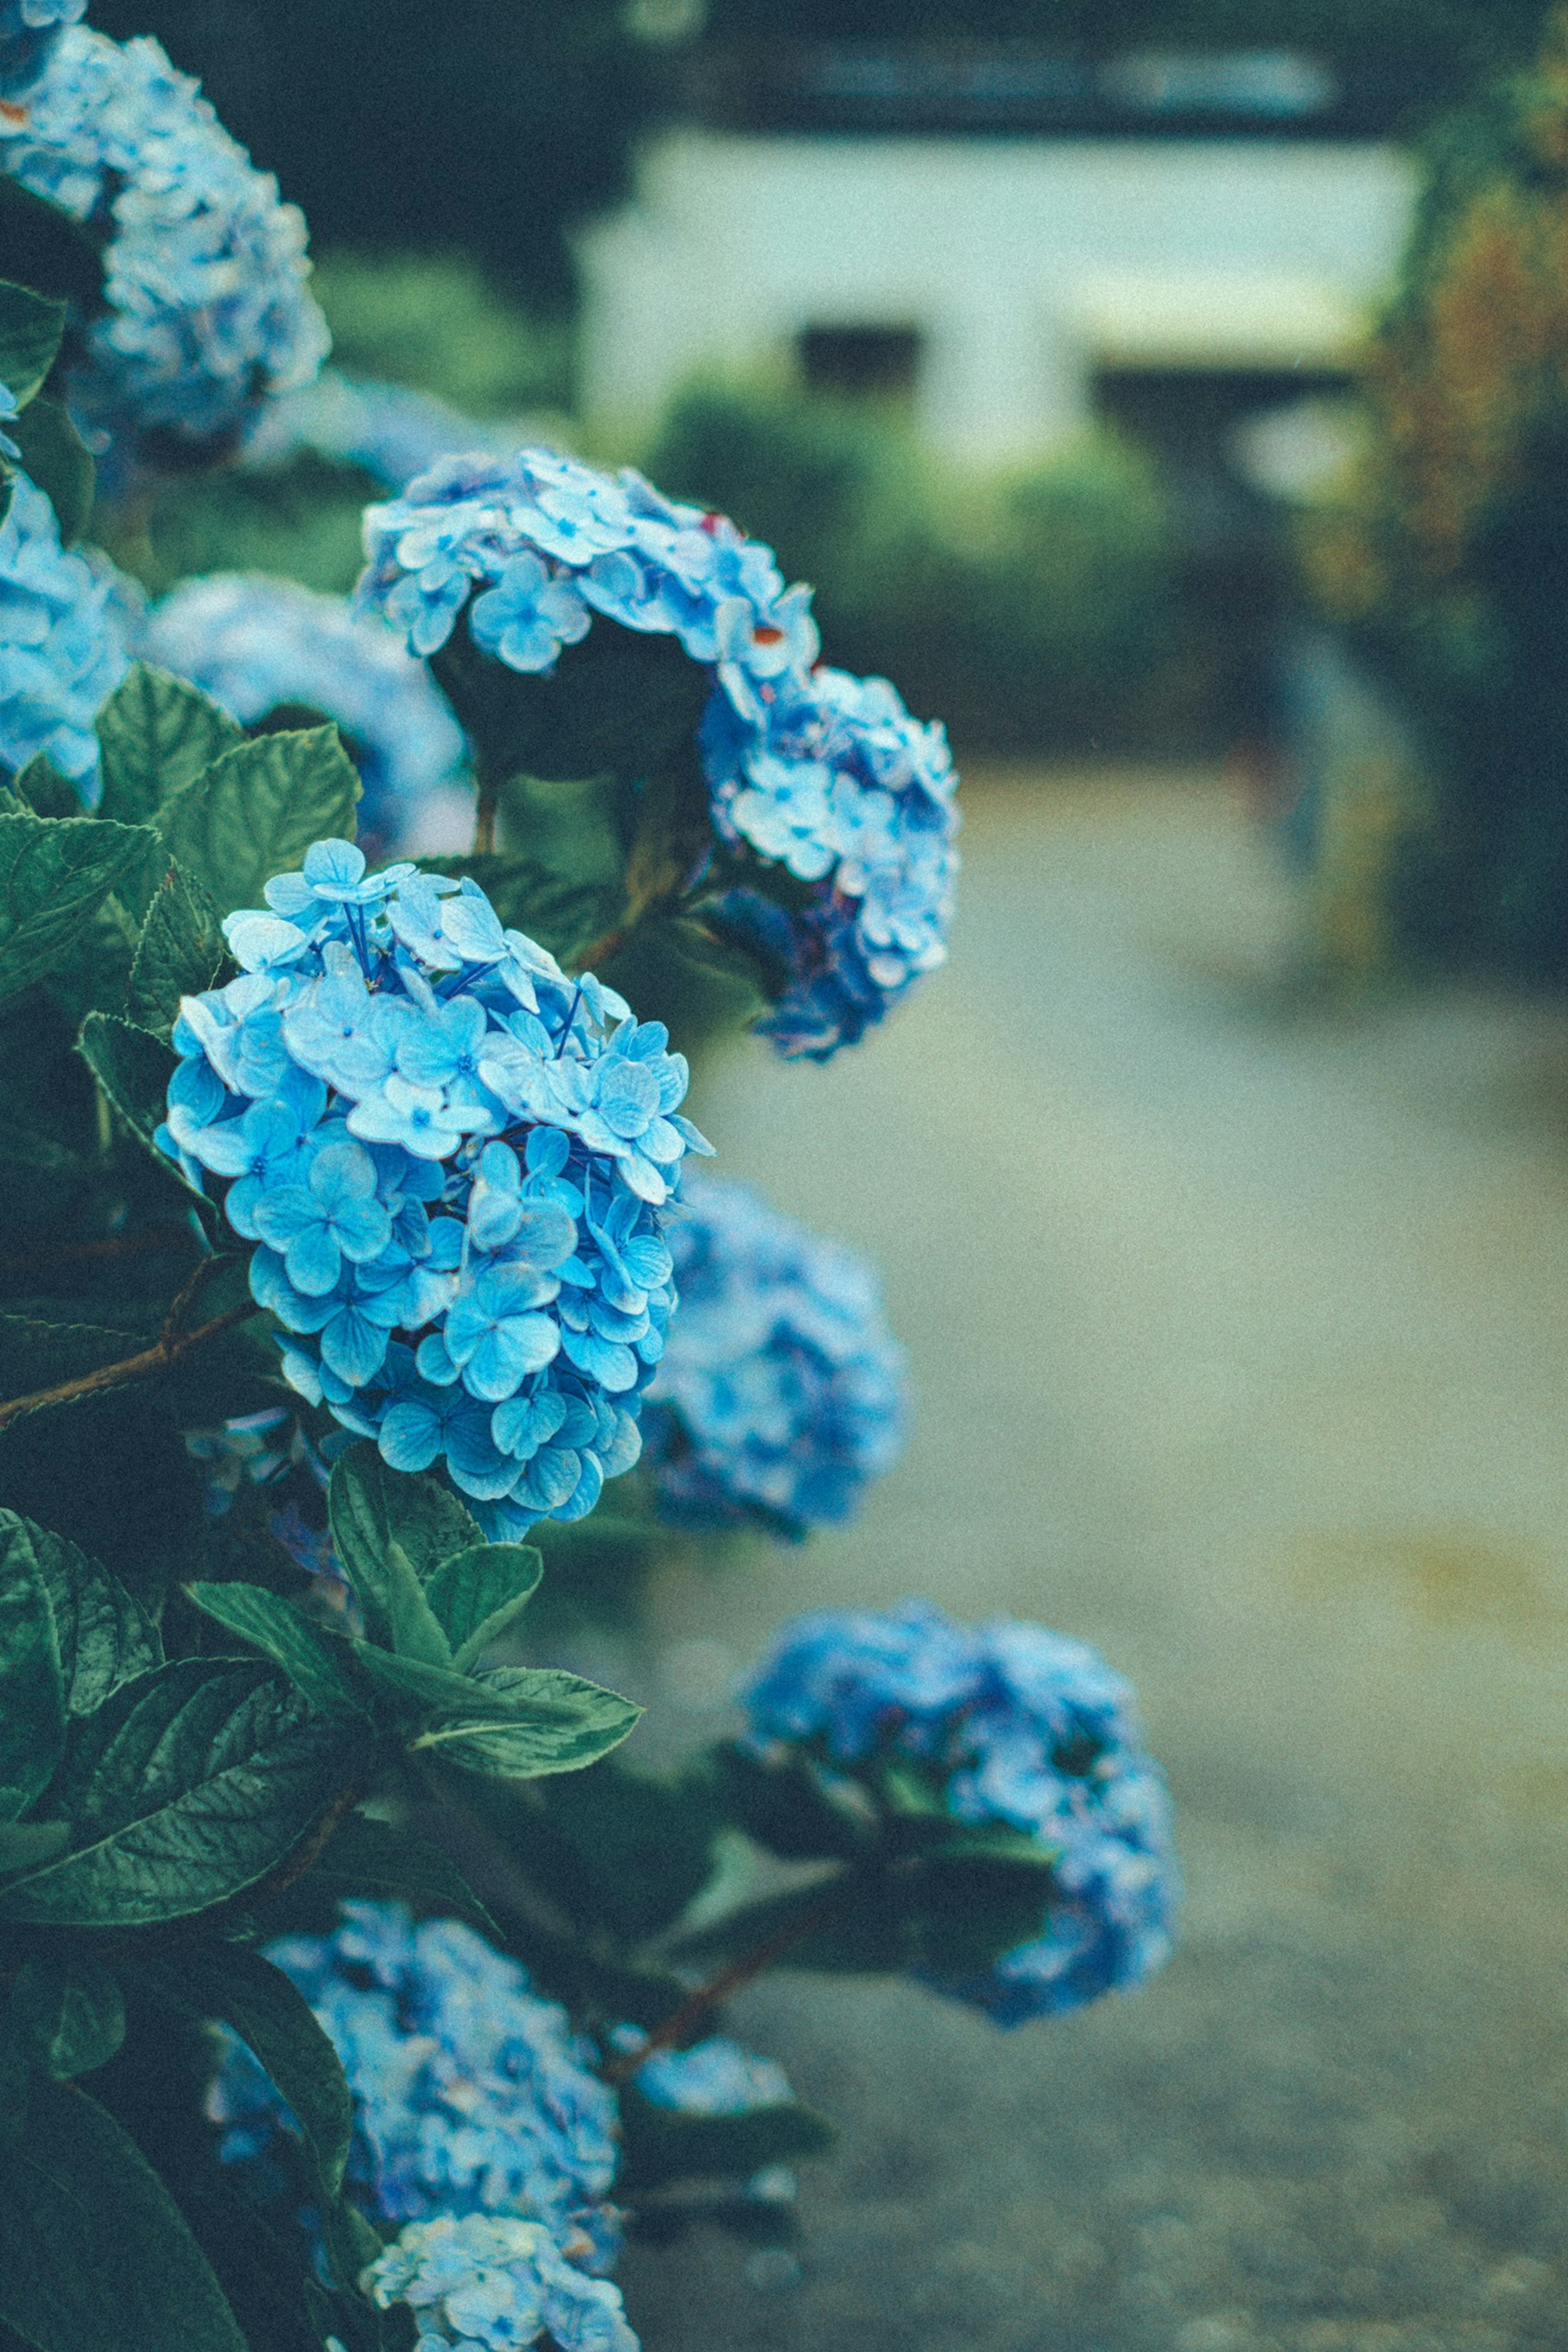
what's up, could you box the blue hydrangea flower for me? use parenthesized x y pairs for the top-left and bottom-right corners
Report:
(210, 1902), (622, 2258)
(740, 1601), (1179, 2024)
(160, 842), (711, 1533)
(363, 2214), (638, 2352)
(140, 574), (470, 854)
(0, 0), (83, 96)
(644, 1173), (905, 1538)
(0, 470), (129, 789)
(356, 449), (958, 1060)
(706, 665), (960, 1058)
(610, 2028), (794, 2117)
(0, 28), (329, 469)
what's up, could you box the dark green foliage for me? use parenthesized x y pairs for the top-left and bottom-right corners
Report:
(0, 281), (66, 409)
(156, 725), (360, 914)
(0, 815), (158, 1007)
(617, 2083), (834, 2195)
(9, 397), (94, 546)
(97, 665), (245, 830)
(0, 2071), (251, 2351)
(11, 1953), (126, 2080)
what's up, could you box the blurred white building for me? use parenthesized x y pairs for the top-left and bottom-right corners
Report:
(576, 49), (1417, 463)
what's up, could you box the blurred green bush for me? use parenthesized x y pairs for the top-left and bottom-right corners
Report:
(643, 379), (1186, 753)
(1298, 5), (1568, 974)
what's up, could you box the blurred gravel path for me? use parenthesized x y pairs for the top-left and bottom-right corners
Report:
(617, 766), (1568, 2352)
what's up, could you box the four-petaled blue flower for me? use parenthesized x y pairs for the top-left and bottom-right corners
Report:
(165, 842), (708, 1532)
(469, 552), (592, 674)
(250, 1136), (392, 1296)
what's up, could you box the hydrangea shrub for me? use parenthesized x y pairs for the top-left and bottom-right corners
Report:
(0, 53), (1178, 2352)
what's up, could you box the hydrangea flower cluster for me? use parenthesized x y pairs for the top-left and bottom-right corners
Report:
(610, 2027), (794, 2117)
(246, 369), (522, 494)
(704, 665), (960, 1058)
(141, 574), (470, 851)
(644, 1173), (906, 1537)
(742, 1601), (1179, 2024)
(212, 1903), (622, 2259)
(0, 0), (83, 96)
(0, 468), (129, 788)
(363, 2215), (638, 2352)
(159, 840), (710, 1534)
(356, 448), (957, 1058)
(0, 29), (329, 465)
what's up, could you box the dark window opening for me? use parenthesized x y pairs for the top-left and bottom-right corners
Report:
(797, 323), (923, 401)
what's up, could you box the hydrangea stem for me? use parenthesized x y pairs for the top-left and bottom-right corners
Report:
(604, 1880), (855, 2084)
(0, 1298), (254, 1433)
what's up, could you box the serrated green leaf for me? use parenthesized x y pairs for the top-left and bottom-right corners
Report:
(11, 1953), (124, 2079)
(0, 1508), (159, 1717)
(10, 395), (93, 546)
(0, 2069), (249, 2352)
(327, 1443), (480, 1636)
(618, 2085), (835, 2192)
(364, 1654), (641, 1779)
(127, 859), (225, 1036)
(155, 726), (359, 920)
(0, 813), (159, 1007)
(153, 1941), (354, 2194)
(0, 279), (65, 408)
(95, 663), (243, 831)
(0, 1543), (61, 1823)
(0, 1658), (350, 1927)
(183, 1582), (363, 1717)
(425, 1542), (543, 1671)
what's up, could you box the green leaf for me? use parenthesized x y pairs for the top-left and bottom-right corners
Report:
(0, 2069), (249, 2351)
(0, 814), (160, 1007)
(154, 1941), (354, 2194)
(425, 1541), (543, 1670)
(618, 2085), (835, 2193)
(126, 860), (225, 1037)
(75, 1010), (218, 1224)
(183, 1583), (364, 1717)
(712, 1743), (878, 1864)
(0, 1819), (66, 1876)
(0, 280), (65, 408)
(466, 1758), (719, 1944)
(11, 1953), (125, 2079)
(327, 1442), (480, 1622)
(9, 396), (93, 546)
(95, 664), (243, 831)
(11, 755), (80, 822)
(0, 1541), (62, 1822)
(252, 1805), (499, 1942)
(0, 1510), (160, 1718)
(0, 1659), (351, 1927)
(155, 726), (359, 920)
(364, 1654), (641, 1779)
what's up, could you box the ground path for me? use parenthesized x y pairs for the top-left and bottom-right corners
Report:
(615, 767), (1568, 2352)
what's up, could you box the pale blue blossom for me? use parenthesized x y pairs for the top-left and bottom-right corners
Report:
(165, 843), (707, 1530)
(0, 472), (129, 790)
(364, 2215), (638, 2352)
(645, 1173), (906, 1537)
(0, 28), (329, 468)
(741, 1601), (1179, 2023)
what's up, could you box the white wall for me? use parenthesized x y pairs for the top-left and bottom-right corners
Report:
(577, 131), (1417, 463)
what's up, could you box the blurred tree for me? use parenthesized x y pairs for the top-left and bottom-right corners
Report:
(1299, 6), (1568, 971)
(88, 0), (658, 308)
